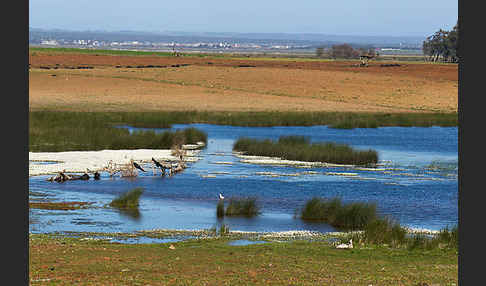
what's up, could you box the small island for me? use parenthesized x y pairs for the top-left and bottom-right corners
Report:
(233, 135), (378, 166)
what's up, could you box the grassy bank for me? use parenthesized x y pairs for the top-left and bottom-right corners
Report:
(297, 196), (458, 250)
(152, 110), (456, 128)
(29, 110), (456, 152)
(30, 110), (457, 129)
(29, 233), (458, 285)
(233, 136), (378, 165)
(29, 111), (207, 152)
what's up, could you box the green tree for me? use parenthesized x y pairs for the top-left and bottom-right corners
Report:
(423, 21), (459, 63)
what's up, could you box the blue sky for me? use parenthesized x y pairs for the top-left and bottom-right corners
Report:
(29, 0), (457, 37)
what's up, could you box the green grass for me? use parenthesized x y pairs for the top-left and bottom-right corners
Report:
(30, 110), (457, 129)
(299, 197), (377, 230)
(30, 46), (241, 59)
(224, 197), (261, 217)
(29, 233), (458, 285)
(29, 111), (207, 152)
(30, 46), (175, 57)
(29, 110), (456, 152)
(299, 197), (458, 251)
(359, 216), (408, 247)
(406, 225), (458, 251)
(109, 188), (144, 209)
(171, 111), (457, 128)
(233, 136), (379, 165)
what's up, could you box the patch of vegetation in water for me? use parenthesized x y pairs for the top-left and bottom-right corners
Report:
(298, 197), (377, 230)
(109, 188), (144, 210)
(29, 201), (94, 211)
(222, 197), (261, 217)
(233, 135), (378, 165)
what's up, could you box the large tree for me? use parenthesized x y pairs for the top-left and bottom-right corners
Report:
(423, 21), (459, 63)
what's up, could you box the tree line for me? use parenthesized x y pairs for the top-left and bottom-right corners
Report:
(422, 21), (459, 63)
(316, 44), (377, 59)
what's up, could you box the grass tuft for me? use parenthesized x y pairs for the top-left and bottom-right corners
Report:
(109, 188), (144, 209)
(361, 216), (407, 247)
(299, 197), (377, 230)
(224, 197), (260, 217)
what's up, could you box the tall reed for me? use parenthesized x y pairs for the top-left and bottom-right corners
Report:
(362, 216), (407, 247)
(30, 110), (457, 130)
(224, 197), (260, 217)
(109, 188), (144, 209)
(29, 111), (207, 152)
(299, 197), (377, 230)
(233, 136), (378, 165)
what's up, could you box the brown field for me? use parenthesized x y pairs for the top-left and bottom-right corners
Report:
(29, 51), (458, 113)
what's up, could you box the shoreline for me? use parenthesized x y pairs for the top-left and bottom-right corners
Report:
(29, 226), (441, 245)
(29, 147), (202, 176)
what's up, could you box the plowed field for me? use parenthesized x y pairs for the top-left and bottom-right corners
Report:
(29, 51), (458, 113)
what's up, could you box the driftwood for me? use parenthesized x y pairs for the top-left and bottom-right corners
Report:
(151, 159), (186, 176)
(47, 153), (190, 182)
(104, 159), (141, 177)
(47, 171), (100, 183)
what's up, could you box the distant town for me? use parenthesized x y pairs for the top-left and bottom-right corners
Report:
(29, 28), (424, 55)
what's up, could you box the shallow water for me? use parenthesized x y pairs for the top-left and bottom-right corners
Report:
(29, 124), (458, 234)
(228, 240), (269, 246)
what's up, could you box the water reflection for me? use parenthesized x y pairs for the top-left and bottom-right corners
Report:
(116, 208), (142, 221)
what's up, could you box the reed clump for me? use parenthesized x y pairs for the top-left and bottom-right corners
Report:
(299, 197), (377, 230)
(233, 135), (378, 165)
(109, 188), (144, 209)
(224, 197), (260, 217)
(347, 216), (457, 250)
(406, 225), (458, 250)
(29, 111), (207, 152)
(360, 216), (408, 247)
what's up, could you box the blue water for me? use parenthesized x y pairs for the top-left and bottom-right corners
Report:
(228, 240), (269, 246)
(29, 124), (458, 234)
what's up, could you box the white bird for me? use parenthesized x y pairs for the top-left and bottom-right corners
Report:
(336, 239), (353, 249)
(219, 193), (225, 200)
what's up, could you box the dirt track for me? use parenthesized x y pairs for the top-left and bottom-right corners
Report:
(29, 52), (458, 113)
